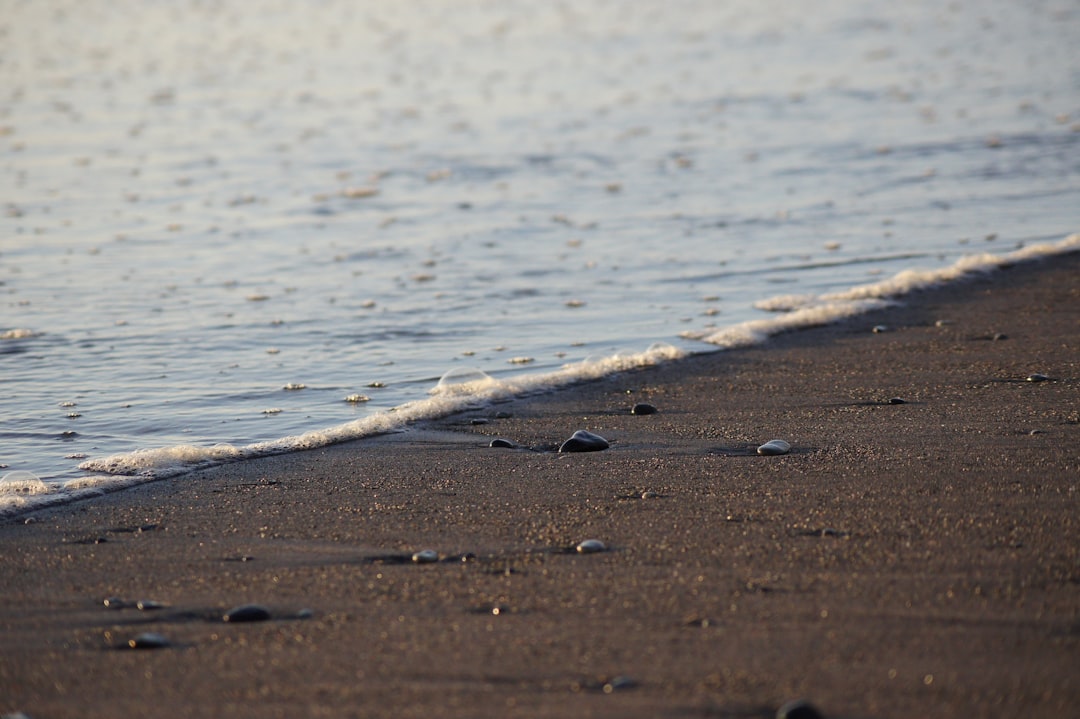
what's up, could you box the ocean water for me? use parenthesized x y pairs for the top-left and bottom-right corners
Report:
(2, 0), (1078, 516)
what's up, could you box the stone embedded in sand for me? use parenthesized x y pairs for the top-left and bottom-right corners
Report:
(136, 600), (167, 611)
(631, 402), (658, 415)
(1026, 373), (1050, 382)
(757, 439), (791, 456)
(576, 539), (607, 554)
(559, 430), (610, 453)
(887, 397), (907, 405)
(412, 549), (439, 564)
(872, 324), (889, 333)
(602, 675), (637, 693)
(489, 438), (516, 449)
(223, 604), (271, 623)
(127, 632), (170, 650)
(776, 698), (824, 719)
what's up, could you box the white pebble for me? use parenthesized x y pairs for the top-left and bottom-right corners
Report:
(576, 539), (607, 554)
(757, 439), (791, 456)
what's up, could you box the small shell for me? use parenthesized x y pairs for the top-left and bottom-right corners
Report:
(576, 539), (607, 554)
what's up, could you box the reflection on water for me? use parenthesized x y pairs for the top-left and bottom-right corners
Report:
(1, 0), (1078, 488)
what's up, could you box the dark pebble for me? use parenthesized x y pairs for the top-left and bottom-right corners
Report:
(489, 438), (516, 449)
(559, 430), (610, 453)
(223, 604), (271, 623)
(103, 597), (127, 609)
(776, 699), (824, 719)
(993, 332), (1008, 341)
(127, 632), (171, 650)
(887, 397), (907, 404)
(631, 403), (658, 415)
(495, 411), (512, 419)
(470, 418), (489, 425)
(1026, 373), (1050, 382)
(872, 324), (889, 333)
(136, 600), (167, 611)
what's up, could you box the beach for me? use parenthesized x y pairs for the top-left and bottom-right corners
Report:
(1, 251), (1077, 718)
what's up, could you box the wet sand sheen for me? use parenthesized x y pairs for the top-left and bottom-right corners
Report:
(0, 252), (1077, 718)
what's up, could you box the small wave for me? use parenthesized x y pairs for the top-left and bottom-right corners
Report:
(684, 233), (1079, 348)
(55, 342), (685, 487)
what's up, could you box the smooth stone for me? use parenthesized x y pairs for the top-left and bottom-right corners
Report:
(103, 596), (127, 609)
(576, 539), (607, 554)
(872, 324), (889, 333)
(127, 632), (170, 650)
(489, 438), (516, 449)
(136, 600), (167, 611)
(757, 439), (791, 456)
(602, 676), (638, 693)
(1026, 373), (1050, 382)
(631, 402), (658, 415)
(412, 549), (439, 564)
(641, 490), (659, 499)
(559, 430), (610, 453)
(223, 604), (271, 623)
(776, 699), (824, 719)
(887, 397), (907, 404)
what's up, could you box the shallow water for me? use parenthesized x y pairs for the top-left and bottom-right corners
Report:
(2, 0), (1078, 512)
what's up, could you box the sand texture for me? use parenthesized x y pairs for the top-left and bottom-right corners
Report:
(1, 253), (1078, 719)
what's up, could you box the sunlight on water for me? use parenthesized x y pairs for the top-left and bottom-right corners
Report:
(1, 0), (1078, 515)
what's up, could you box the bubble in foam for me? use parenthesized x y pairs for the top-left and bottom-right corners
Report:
(432, 367), (494, 394)
(0, 471), (49, 494)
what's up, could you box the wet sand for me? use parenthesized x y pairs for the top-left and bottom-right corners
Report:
(1, 252), (1078, 719)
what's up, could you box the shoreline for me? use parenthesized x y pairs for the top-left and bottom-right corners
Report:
(1, 251), (1077, 718)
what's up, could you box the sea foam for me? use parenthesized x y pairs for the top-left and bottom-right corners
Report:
(683, 234), (1080, 348)
(3, 234), (1077, 519)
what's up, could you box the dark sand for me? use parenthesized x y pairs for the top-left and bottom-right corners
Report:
(2, 252), (1078, 719)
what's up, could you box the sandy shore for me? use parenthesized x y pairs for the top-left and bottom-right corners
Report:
(2, 252), (1078, 719)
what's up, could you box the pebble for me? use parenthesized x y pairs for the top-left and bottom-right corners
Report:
(603, 676), (637, 693)
(641, 490), (659, 499)
(757, 439), (791, 456)
(489, 438), (516, 449)
(127, 632), (171, 650)
(887, 397), (907, 405)
(223, 604), (272, 623)
(1026, 373), (1049, 382)
(412, 549), (440, 564)
(576, 539), (607, 554)
(559, 430), (610, 453)
(103, 596), (127, 609)
(136, 600), (167, 611)
(631, 402), (658, 415)
(776, 699), (824, 719)
(872, 324), (889, 333)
